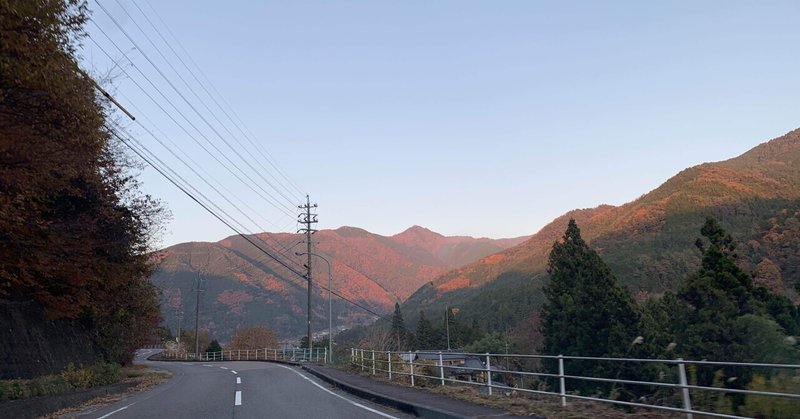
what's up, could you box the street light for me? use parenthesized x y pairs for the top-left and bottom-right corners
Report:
(296, 251), (333, 363)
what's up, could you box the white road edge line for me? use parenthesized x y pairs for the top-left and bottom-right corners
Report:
(235, 390), (242, 406)
(275, 365), (398, 419)
(96, 402), (136, 419)
(236, 377), (241, 384)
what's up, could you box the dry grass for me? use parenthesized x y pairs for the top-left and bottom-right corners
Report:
(426, 384), (681, 419)
(39, 366), (171, 419)
(348, 365), (681, 419)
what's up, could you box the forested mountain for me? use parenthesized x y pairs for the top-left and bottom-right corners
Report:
(152, 226), (528, 342)
(0, 2), (163, 377)
(400, 128), (800, 341)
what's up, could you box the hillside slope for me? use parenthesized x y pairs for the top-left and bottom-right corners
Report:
(403, 128), (800, 330)
(152, 227), (528, 342)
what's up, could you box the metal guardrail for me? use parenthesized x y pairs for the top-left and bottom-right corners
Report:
(159, 347), (328, 363)
(350, 348), (800, 419)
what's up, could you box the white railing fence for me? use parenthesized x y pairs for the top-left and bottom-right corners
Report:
(159, 347), (328, 363)
(350, 348), (800, 419)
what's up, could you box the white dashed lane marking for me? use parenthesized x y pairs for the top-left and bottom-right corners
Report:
(236, 377), (241, 384)
(235, 390), (242, 406)
(96, 402), (136, 419)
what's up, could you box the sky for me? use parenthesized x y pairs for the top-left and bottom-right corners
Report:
(82, 0), (800, 249)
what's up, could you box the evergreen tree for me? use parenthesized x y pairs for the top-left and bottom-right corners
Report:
(415, 311), (435, 350)
(465, 318), (485, 345)
(540, 219), (641, 394)
(671, 217), (800, 412)
(673, 217), (795, 360)
(390, 303), (407, 350)
(205, 340), (222, 353)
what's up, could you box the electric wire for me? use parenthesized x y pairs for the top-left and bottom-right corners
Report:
(86, 29), (297, 220)
(114, 115), (306, 272)
(127, 0), (305, 204)
(111, 128), (307, 279)
(112, 0), (300, 208)
(113, 124), (380, 317)
(138, 0), (306, 198)
(94, 1), (298, 217)
(89, 4), (383, 319)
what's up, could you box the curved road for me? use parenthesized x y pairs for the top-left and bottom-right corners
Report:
(75, 349), (410, 419)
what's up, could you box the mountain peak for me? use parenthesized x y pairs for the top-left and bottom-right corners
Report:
(397, 225), (439, 237)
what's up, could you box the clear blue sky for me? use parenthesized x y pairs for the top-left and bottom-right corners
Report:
(83, 0), (800, 248)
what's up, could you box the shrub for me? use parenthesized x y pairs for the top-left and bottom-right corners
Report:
(0, 361), (123, 401)
(741, 373), (800, 419)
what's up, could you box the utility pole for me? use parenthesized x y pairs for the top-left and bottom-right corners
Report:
(445, 305), (451, 351)
(298, 195), (317, 356)
(175, 307), (183, 344)
(193, 274), (205, 357)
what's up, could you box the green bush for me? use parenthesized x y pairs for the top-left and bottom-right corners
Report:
(0, 362), (123, 401)
(89, 362), (121, 386)
(741, 373), (800, 419)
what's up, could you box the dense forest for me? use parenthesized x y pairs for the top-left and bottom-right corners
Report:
(343, 218), (800, 415)
(1, 0), (164, 374)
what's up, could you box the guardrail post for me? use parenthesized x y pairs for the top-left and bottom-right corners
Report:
(410, 353), (415, 387)
(677, 358), (693, 419)
(439, 352), (445, 386)
(486, 353), (492, 396)
(361, 349), (365, 371)
(325, 347), (329, 364)
(388, 351), (392, 380)
(372, 350), (376, 375)
(559, 354), (566, 407)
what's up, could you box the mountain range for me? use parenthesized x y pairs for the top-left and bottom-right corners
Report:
(151, 226), (529, 342)
(153, 128), (800, 347)
(400, 128), (800, 340)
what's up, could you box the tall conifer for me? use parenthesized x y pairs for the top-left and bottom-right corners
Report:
(540, 220), (641, 394)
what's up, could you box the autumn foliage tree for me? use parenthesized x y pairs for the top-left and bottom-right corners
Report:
(1, 0), (164, 364)
(227, 325), (278, 351)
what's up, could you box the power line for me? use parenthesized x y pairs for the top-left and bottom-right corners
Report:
(113, 118), (306, 272)
(137, 0), (306, 199)
(93, 2), (298, 216)
(114, 127), (380, 317)
(126, 0), (305, 204)
(111, 0), (300, 208)
(86, 29), (297, 220)
(112, 129), (307, 279)
(85, 5), (383, 319)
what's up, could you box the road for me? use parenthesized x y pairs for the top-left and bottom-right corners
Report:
(75, 349), (410, 419)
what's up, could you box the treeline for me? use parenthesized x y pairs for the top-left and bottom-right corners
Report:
(1, 1), (164, 366)
(161, 325), (278, 355)
(540, 217), (800, 415)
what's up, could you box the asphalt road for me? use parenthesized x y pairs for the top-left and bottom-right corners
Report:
(74, 349), (411, 419)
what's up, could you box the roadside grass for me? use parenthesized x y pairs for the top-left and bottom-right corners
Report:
(0, 363), (169, 402)
(348, 366), (680, 419)
(39, 366), (171, 419)
(427, 384), (680, 419)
